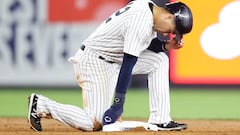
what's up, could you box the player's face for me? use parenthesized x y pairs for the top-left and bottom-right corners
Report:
(153, 14), (175, 36)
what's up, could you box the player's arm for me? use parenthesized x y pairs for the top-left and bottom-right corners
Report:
(102, 53), (137, 125)
(115, 53), (137, 95)
(147, 37), (183, 52)
(147, 38), (168, 52)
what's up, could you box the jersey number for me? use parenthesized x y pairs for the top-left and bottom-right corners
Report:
(105, 2), (133, 23)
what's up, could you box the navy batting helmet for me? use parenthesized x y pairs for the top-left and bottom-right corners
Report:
(165, 1), (193, 41)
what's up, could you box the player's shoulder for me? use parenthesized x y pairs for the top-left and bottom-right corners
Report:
(132, 0), (156, 5)
(129, 0), (155, 12)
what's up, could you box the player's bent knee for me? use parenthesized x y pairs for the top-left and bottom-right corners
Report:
(92, 119), (102, 131)
(76, 119), (102, 131)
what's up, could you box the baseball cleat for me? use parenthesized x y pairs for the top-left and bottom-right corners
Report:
(178, 122), (188, 130)
(28, 93), (42, 131)
(152, 121), (188, 131)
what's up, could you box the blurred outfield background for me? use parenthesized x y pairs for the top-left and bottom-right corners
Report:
(0, 0), (240, 120)
(0, 88), (240, 120)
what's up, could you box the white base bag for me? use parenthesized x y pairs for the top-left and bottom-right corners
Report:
(102, 121), (159, 132)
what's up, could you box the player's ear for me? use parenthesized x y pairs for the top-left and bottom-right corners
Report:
(166, 14), (174, 21)
(163, 14), (174, 26)
(162, 13), (173, 23)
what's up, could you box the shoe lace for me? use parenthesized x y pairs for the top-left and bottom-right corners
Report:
(166, 121), (179, 127)
(35, 118), (41, 124)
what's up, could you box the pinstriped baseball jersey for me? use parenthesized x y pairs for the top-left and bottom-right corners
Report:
(83, 0), (157, 63)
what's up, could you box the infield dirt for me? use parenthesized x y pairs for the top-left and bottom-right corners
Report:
(0, 118), (240, 135)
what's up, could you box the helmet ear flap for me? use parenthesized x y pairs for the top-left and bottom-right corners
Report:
(175, 30), (183, 43)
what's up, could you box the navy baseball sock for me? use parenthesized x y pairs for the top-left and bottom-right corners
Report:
(102, 93), (125, 125)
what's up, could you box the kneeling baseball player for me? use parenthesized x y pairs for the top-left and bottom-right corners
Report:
(28, 0), (193, 132)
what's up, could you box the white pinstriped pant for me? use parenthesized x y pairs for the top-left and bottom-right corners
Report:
(36, 47), (171, 131)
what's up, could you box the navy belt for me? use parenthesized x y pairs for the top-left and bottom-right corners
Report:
(80, 45), (115, 64)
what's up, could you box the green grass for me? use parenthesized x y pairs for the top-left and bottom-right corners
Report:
(0, 88), (240, 120)
(169, 89), (240, 120)
(126, 88), (240, 120)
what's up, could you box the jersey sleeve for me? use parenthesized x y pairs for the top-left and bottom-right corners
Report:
(123, 8), (154, 57)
